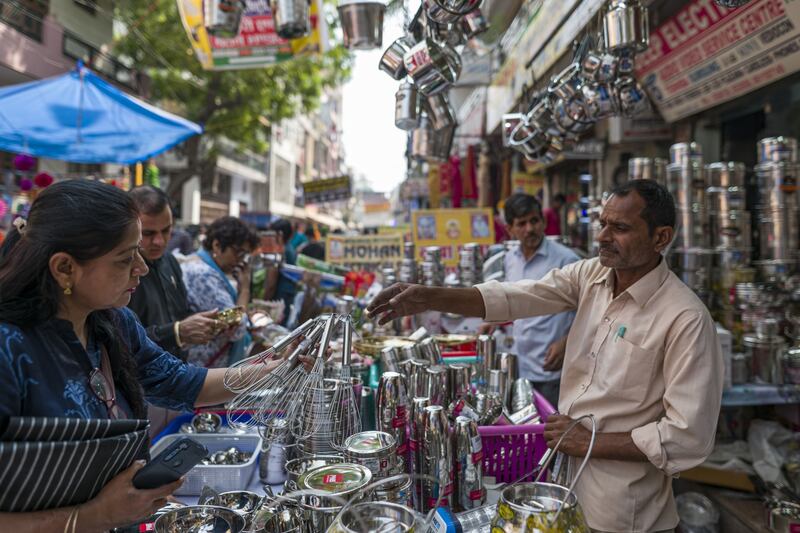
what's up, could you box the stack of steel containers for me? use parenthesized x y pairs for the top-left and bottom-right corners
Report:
(458, 242), (483, 287)
(754, 136), (799, 280)
(399, 242), (419, 284)
(628, 157), (668, 185)
(667, 142), (712, 302)
(706, 161), (753, 321)
(421, 246), (445, 286)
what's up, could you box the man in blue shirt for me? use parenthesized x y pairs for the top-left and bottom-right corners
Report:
(495, 193), (579, 407)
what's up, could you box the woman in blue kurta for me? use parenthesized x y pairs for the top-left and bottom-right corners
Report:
(181, 216), (259, 368)
(0, 180), (291, 532)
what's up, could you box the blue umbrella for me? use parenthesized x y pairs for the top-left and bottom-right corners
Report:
(0, 64), (202, 164)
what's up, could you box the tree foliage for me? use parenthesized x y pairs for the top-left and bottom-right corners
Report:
(113, 0), (353, 193)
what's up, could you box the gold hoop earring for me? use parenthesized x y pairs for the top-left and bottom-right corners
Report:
(64, 284), (72, 296)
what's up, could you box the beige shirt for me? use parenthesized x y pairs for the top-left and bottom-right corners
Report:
(477, 257), (723, 533)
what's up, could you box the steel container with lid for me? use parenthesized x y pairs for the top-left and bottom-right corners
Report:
(284, 454), (344, 492)
(298, 463), (373, 532)
(754, 162), (800, 210)
(603, 0), (649, 52)
(744, 319), (786, 384)
(628, 157), (667, 183)
(370, 475), (414, 507)
(670, 141), (703, 167)
(329, 501), (420, 533)
(783, 346), (800, 385)
(759, 136), (798, 164)
(343, 431), (397, 479)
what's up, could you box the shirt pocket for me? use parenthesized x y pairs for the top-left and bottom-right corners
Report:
(608, 338), (658, 402)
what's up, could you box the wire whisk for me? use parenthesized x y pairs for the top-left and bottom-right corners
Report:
(328, 315), (361, 450)
(223, 318), (316, 393)
(292, 314), (338, 441)
(227, 322), (324, 432)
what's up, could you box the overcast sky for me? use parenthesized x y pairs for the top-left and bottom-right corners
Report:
(341, 13), (407, 194)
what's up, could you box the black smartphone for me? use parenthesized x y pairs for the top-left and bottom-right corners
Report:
(132, 437), (208, 490)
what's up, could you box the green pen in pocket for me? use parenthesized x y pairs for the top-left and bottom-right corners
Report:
(614, 325), (627, 342)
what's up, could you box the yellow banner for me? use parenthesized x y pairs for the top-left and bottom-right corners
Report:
(412, 208), (495, 266)
(511, 171), (544, 196)
(326, 234), (404, 265)
(176, 0), (324, 71)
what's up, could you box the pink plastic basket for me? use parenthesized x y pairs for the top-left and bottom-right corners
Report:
(477, 390), (556, 483)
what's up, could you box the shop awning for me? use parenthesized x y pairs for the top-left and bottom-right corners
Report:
(0, 64), (202, 164)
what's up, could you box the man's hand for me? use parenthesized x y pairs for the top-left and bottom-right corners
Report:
(179, 310), (221, 345)
(477, 323), (496, 336)
(544, 414), (591, 457)
(543, 335), (568, 371)
(366, 283), (432, 325)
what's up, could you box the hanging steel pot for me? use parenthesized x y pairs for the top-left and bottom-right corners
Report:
(338, 0), (386, 50)
(424, 0), (482, 24)
(425, 92), (457, 131)
(271, 0), (311, 40)
(395, 82), (421, 131)
(203, 0), (246, 38)
(604, 0), (649, 52)
(404, 39), (461, 96)
(379, 36), (416, 80)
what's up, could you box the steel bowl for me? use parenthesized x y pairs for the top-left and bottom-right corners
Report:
(154, 505), (247, 533)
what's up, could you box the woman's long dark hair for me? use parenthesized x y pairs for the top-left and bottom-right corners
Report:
(0, 180), (147, 419)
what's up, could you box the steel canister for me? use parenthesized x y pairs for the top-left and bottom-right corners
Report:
(421, 405), (453, 511)
(425, 365), (449, 406)
(381, 346), (401, 373)
(410, 396), (431, 511)
(476, 334), (496, 388)
(454, 416), (485, 511)
(298, 463), (373, 532)
(343, 431), (397, 480)
(376, 371), (410, 459)
(497, 352), (518, 384)
(446, 363), (472, 405)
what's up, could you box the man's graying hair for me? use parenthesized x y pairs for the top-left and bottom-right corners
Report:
(503, 193), (542, 225)
(609, 180), (676, 234)
(129, 186), (171, 216)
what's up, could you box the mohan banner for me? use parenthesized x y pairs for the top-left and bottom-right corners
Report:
(636, 0), (800, 122)
(176, 0), (325, 71)
(411, 208), (495, 267)
(326, 234), (404, 265)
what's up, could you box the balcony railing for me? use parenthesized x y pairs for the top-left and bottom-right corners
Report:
(62, 30), (140, 92)
(0, 0), (48, 41)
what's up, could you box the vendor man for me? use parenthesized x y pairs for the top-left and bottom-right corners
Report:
(483, 193), (578, 407)
(367, 180), (723, 532)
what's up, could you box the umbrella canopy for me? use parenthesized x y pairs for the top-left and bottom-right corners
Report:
(0, 65), (202, 164)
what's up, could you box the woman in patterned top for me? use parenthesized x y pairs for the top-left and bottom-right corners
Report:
(0, 180), (299, 532)
(181, 216), (259, 367)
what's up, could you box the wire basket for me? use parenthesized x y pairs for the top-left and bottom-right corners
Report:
(149, 433), (262, 496)
(477, 390), (556, 484)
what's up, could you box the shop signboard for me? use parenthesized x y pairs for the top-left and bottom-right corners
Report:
(411, 208), (496, 267)
(608, 114), (673, 144)
(176, 0), (325, 70)
(562, 138), (606, 160)
(302, 176), (352, 205)
(511, 171), (544, 196)
(326, 234), (404, 265)
(636, 0), (800, 123)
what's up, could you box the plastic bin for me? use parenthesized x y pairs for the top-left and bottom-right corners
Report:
(151, 411), (254, 446)
(150, 433), (262, 496)
(477, 390), (555, 484)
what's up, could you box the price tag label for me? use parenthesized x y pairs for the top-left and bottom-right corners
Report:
(323, 474), (344, 484)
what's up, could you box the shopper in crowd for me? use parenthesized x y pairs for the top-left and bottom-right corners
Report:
(480, 193), (578, 407)
(268, 218), (298, 325)
(367, 180), (723, 533)
(0, 180), (302, 531)
(181, 216), (259, 367)
(543, 192), (566, 236)
(167, 224), (194, 256)
(290, 220), (309, 250)
(298, 225), (325, 261)
(127, 187), (220, 434)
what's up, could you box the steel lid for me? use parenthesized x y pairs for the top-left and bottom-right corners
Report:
(343, 431), (396, 457)
(299, 463), (372, 497)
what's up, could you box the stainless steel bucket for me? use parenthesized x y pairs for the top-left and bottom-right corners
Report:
(271, 0), (310, 39)
(380, 36), (415, 80)
(424, 0), (482, 24)
(338, 0), (385, 50)
(394, 82), (420, 131)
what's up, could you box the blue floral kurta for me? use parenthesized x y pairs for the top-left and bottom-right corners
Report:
(0, 307), (207, 418)
(180, 254), (247, 367)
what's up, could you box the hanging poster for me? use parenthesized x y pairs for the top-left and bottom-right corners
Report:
(326, 234), (404, 265)
(302, 176), (352, 205)
(176, 0), (325, 71)
(411, 208), (495, 267)
(636, 0), (800, 123)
